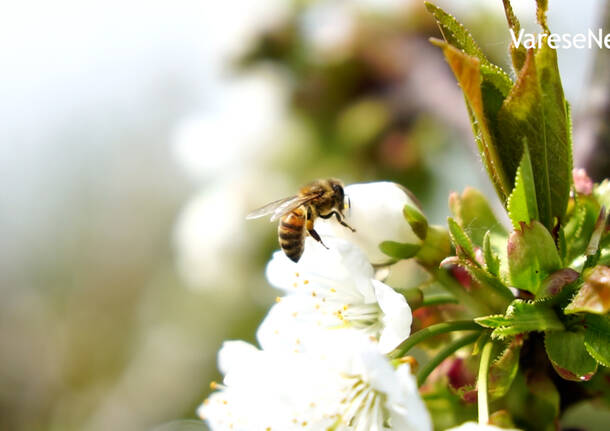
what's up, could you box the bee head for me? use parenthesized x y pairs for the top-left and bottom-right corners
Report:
(328, 179), (345, 210)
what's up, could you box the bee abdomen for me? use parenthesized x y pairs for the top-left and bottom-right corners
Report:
(279, 211), (305, 262)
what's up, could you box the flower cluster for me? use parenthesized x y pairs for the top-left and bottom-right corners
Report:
(199, 182), (435, 431)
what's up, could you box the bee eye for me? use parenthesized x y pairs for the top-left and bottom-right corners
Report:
(332, 184), (343, 196)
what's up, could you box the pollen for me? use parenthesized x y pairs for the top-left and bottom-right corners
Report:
(293, 282), (298, 288)
(296, 338), (301, 344)
(330, 288), (336, 293)
(315, 304), (320, 310)
(312, 291), (317, 297)
(304, 280), (309, 285)
(343, 305), (349, 310)
(292, 312), (298, 317)
(295, 272), (300, 277)
(275, 297), (282, 303)
(210, 381), (218, 390)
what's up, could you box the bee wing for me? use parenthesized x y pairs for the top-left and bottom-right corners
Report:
(246, 194), (320, 221)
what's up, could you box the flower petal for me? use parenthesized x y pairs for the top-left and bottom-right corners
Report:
(374, 280), (412, 353)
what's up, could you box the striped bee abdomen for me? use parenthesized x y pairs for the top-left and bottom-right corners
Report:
(278, 209), (306, 262)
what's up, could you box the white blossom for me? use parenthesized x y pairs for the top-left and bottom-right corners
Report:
(446, 422), (522, 431)
(199, 332), (432, 431)
(263, 236), (412, 353)
(316, 181), (423, 265)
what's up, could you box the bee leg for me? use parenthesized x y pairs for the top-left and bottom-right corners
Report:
(320, 211), (356, 232)
(338, 218), (356, 232)
(308, 227), (329, 249)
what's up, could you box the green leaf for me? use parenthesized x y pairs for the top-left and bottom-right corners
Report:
(447, 217), (475, 259)
(475, 299), (564, 339)
(500, 0), (527, 72)
(497, 43), (571, 230)
(507, 144), (538, 229)
(545, 330), (598, 381)
(564, 195), (601, 264)
(535, 39), (571, 225)
(475, 314), (506, 329)
(584, 314), (610, 367)
(565, 265), (610, 314)
(507, 220), (561, 295)
(379, 241), (421, 260)
(429, 2), (571, 222)
(585, 207), (608, 257)
(496, 50), (548, 228)
(424, 2), (487, 63)
(403, 204), (428, 241)
(430, 39), (512, 202)
(483, 231), (500, 276)
(488, 337), (522, 400)
(595, 179), (610, 208)
(449, 187), (507, 247)
(535, 0), (550, 32)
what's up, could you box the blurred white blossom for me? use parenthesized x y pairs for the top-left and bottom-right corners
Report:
(261, 236), (412, 353)
(446, 422), (522, 431)
(317, 182), (423, 264)
(173, 171), (290, 290)
(302, 1), (356, 59)
(199, 332), (431, 431)
(172, 69), (288, 181)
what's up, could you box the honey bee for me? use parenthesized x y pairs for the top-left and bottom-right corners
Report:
(246, 178), (356, 262)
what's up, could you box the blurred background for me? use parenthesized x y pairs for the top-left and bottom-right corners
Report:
(0, 0), (607, 430)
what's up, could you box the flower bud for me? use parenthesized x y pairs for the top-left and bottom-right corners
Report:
(316, 181), (424, 265)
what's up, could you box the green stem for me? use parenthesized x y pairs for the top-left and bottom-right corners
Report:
(417, 332), (480, 387)
(389, 320), (482, 359)
(477, 341), (494, 425)
(418, 295), (459, 308)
